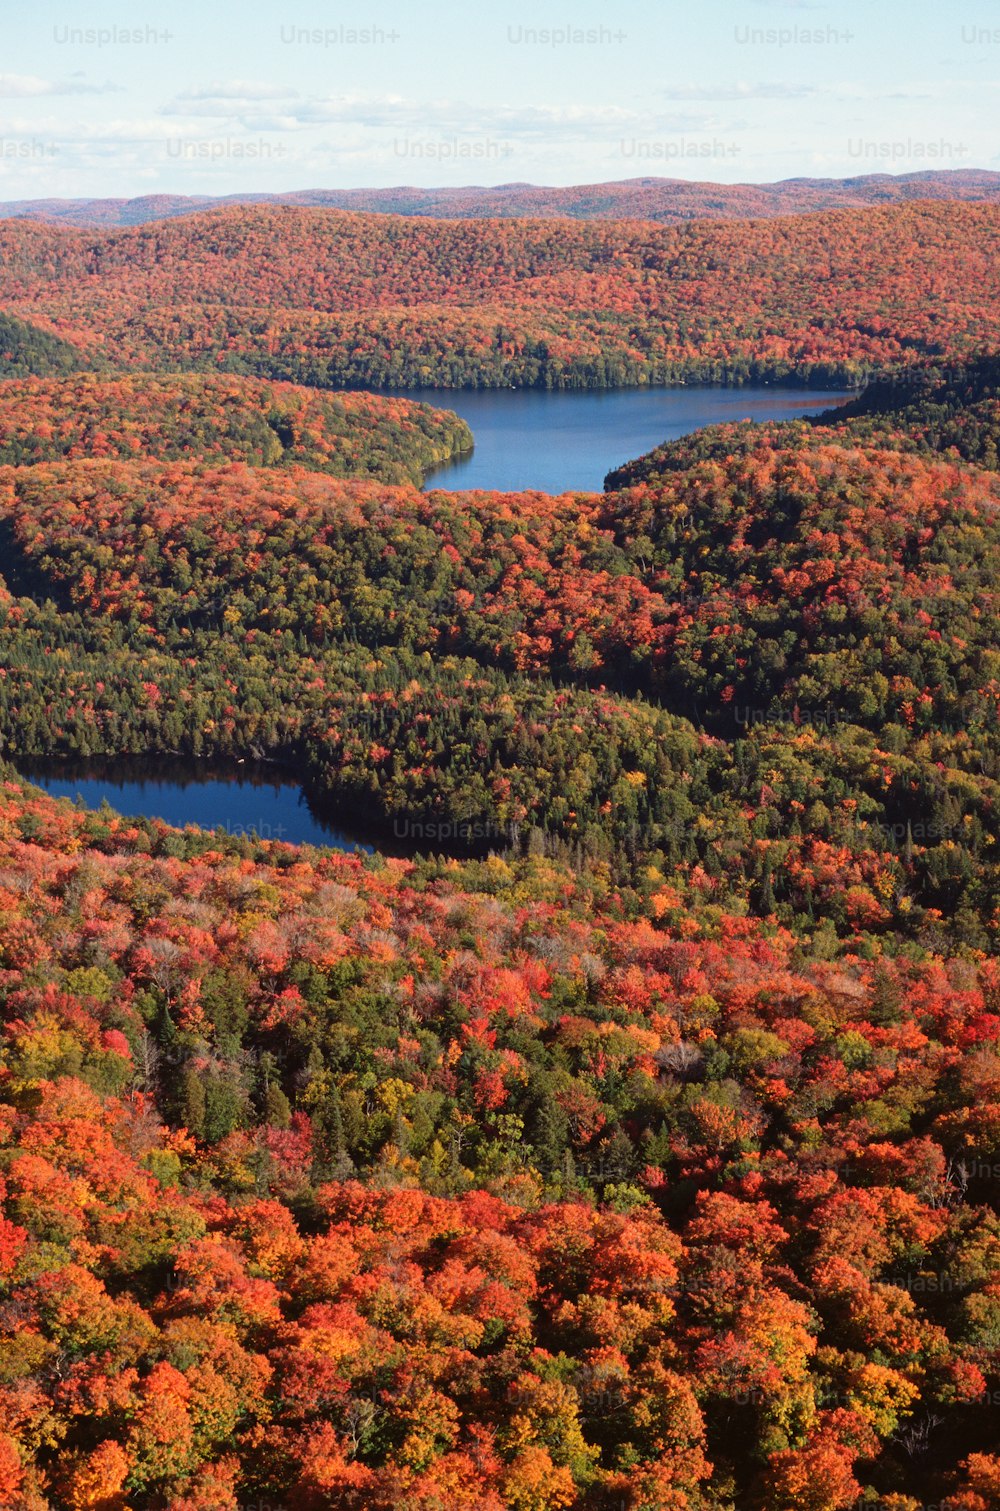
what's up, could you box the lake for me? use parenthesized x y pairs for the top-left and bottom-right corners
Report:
(19, 757), (376, 854)
(407, 384), (856, 493)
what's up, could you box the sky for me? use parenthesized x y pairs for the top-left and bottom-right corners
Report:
(1, 0), (998, 200)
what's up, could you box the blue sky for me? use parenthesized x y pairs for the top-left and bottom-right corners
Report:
(2, 0), (998, 198)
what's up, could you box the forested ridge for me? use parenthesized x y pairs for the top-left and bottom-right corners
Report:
(0, 374), (471, 486)
(4, 209), (1000, 1508)
(6, 169), (1000, 227)
(0, 315), (92, 381)
(2, 200), (1000, 388)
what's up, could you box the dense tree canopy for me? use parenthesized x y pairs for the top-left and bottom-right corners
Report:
(1, 200), (999, 388)
(0, 313), (91, 379)
(5, 369), (1000, 943)
(4, 202), (1000, 1508)
(1, 774), (1000, 1507)
(0, 373), (471, 485)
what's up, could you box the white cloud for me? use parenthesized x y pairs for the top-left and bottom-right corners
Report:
(0, 74), (122, 97)
(663, 83), (816, 101)
(160, 90), (702, 143)
(177, 81), (299, 102)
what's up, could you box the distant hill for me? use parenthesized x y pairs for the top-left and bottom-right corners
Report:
(3, 169), (1000, 227)
(3, 199), (999, 390)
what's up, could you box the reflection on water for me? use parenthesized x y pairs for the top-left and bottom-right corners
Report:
(19, 756), (375, 853)
(392, 384), (855, 493)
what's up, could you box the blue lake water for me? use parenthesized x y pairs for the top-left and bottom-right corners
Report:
(19, 758), (374, 853)
(408, 384), (855, 493)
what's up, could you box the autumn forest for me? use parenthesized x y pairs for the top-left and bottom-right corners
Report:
(3, 198), (1000, 1510)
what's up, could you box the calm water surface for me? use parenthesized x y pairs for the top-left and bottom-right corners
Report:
(20, 757), (374, 853)
(408, 384), (854, 492)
